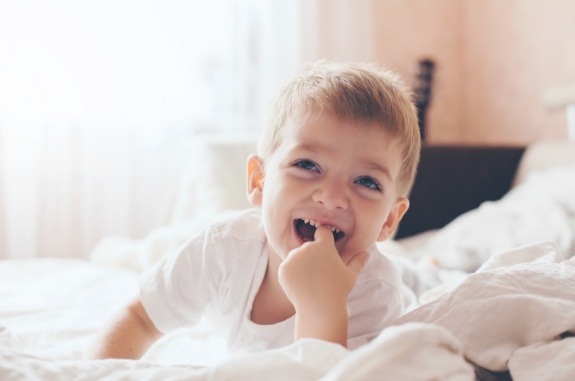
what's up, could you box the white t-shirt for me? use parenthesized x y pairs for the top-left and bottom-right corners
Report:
(140, 208), (406, 353)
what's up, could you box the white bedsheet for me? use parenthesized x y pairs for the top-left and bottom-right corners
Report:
(2, 242), (574, 380)
(1, 325), (475, 381)
(0, 258), (139, 359)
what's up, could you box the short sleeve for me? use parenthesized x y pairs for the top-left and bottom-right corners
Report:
(139, 227), (221, 333)
(346, 248), (404, 350)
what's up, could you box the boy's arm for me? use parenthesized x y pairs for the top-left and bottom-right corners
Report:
(87, 297), (162, 359)
(278, 226), (370, 347)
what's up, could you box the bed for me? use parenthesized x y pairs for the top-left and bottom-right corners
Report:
(1, 136), (574, 381)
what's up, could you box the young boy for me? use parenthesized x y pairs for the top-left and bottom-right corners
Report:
(88, 60), (421, 359)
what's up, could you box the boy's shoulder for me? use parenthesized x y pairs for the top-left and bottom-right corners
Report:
(356, 246), (403, 287)
(208, 208), (265, 243)
(176, 209), (266, 267)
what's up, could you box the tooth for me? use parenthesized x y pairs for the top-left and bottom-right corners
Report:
(303, 218), (309, 224)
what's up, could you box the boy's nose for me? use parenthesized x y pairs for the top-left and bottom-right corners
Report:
(312, 181), (349, 210)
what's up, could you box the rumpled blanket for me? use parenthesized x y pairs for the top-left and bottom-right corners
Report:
(397, 241), (575, 380)
(1, 242), (573, 380)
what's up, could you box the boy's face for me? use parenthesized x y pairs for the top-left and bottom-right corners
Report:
(247, 112), (409, 261)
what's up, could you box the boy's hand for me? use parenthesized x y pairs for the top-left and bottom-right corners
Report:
(278, 226), (370, 346)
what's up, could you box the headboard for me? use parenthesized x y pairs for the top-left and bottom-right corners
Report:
(395, 139), (575, 239)
(395, 145), (526, 239)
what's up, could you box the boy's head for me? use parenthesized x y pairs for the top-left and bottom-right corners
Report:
(247, 61), (421, 260)
(257, 60), (421, 197)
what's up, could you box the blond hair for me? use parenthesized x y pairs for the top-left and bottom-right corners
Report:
(258, 60), (421, 196)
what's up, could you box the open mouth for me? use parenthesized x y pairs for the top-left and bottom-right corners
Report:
(294, 218), (345, 243)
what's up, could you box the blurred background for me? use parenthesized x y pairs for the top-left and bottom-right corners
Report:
(1, 0), (574, 259)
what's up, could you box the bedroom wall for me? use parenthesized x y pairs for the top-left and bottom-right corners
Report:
(373, 0), (575, 146)
(461, 0), (575, 145)
(373, 0), (464, 144)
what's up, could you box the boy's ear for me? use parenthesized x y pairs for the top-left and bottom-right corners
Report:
(246, 154), (265, 206)
(377, 197), (409, 241)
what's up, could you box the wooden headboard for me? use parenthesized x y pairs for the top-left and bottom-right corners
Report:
(395, 145), (526, 239)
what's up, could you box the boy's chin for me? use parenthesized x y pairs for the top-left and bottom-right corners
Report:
(265, 243), (291, 262)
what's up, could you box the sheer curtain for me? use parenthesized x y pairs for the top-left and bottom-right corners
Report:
(299, 0), (376, 63)
(0, 0), (375, 259)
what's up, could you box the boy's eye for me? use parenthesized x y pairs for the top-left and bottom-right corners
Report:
(292, 159), (319, 172)
(355, 176), (382, 192)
